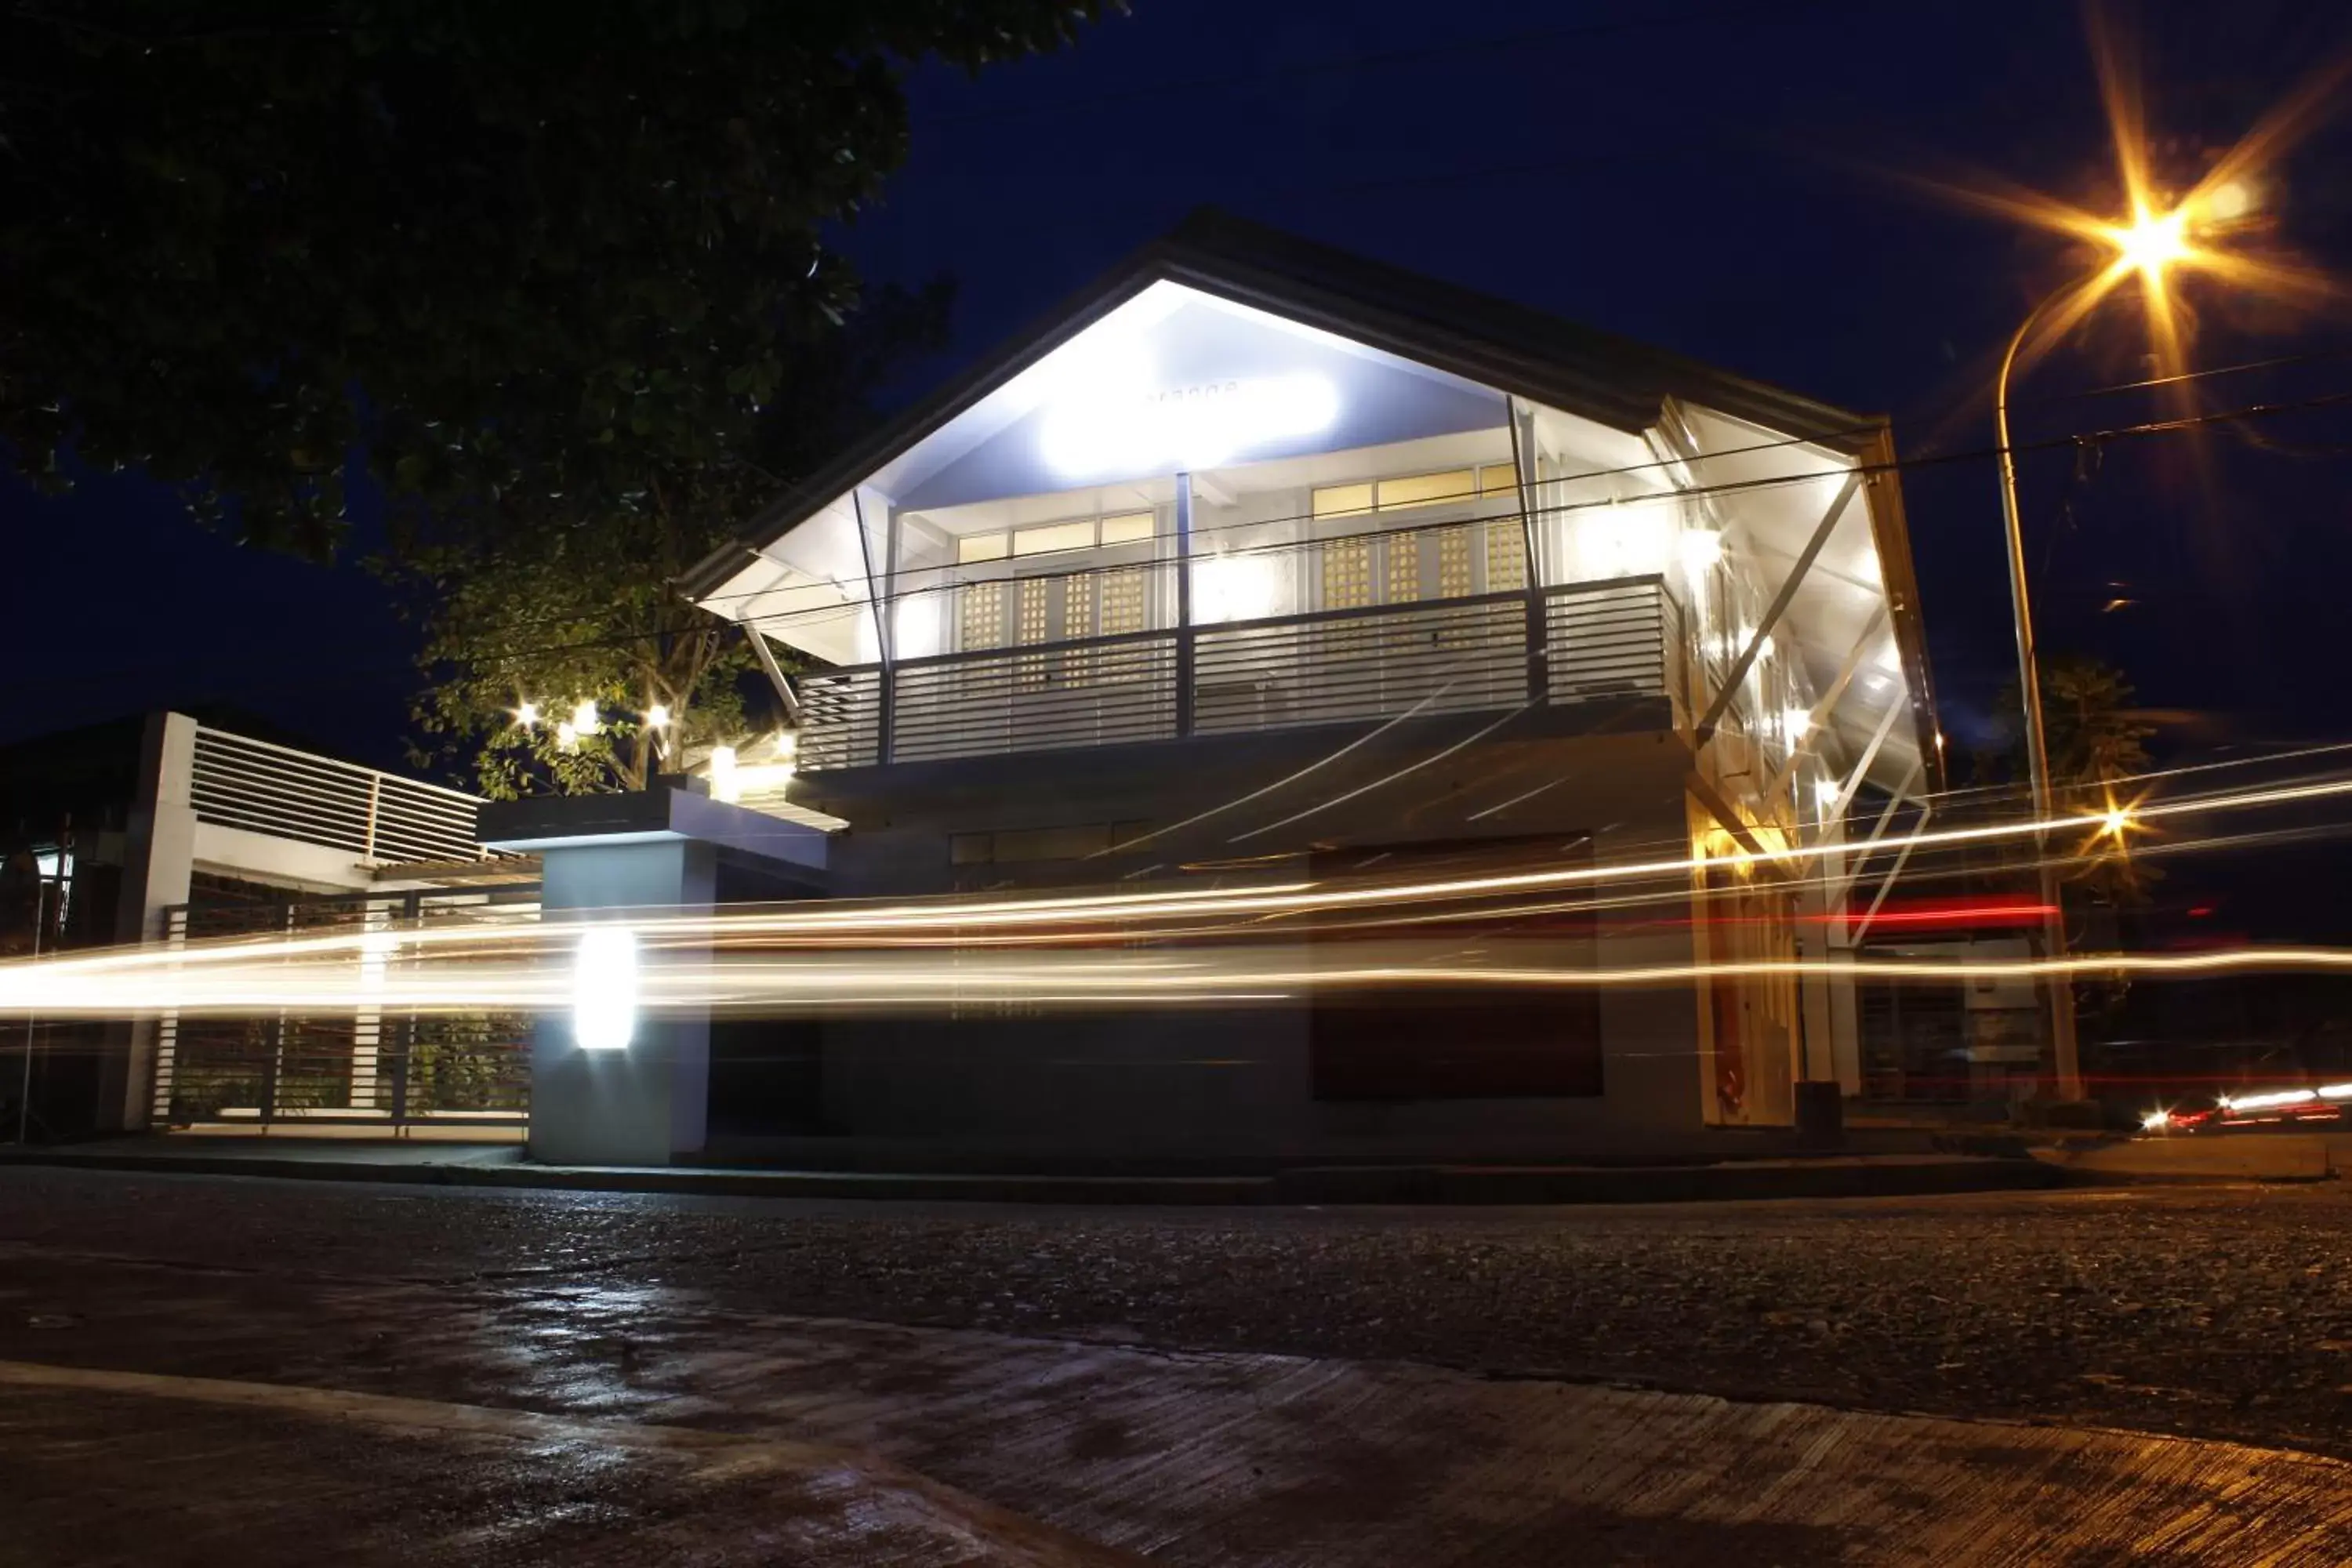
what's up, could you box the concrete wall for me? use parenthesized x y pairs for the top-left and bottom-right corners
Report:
(788, 719), (1723, 1156)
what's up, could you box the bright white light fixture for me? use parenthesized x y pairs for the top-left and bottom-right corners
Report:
(1192, 550), (1281, 624)
(1677, 528), (1722, 576)
(1813, 777), (1842, 811)
(773, 731), (798, 763)
(570, 699), (601, 737)
(1039, 364), (1340, 478)
(1782, 706), (1814, 741)
(644, 702), (672, 731)
(555, 720), (579, 752)
(572, 926), (639, 1053)
(515, 701), (540, 729)
(710, 744), (742, 804)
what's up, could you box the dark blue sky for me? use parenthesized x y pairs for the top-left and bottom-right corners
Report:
(9, 0), (2350, 782)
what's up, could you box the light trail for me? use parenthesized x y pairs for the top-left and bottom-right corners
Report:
(9, 938), (2352, 1021)
(5, 764), (2351, 1020)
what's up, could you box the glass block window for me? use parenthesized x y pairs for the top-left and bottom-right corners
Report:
(1438, 526), (1474, 599)
(1323, 536), (1372, 610)
(1486, 521), (1528, 593)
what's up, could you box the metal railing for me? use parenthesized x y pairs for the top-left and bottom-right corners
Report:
(797, 575), (1675, 771)
(150, 887), (539, 1130)
(190, 725), (485, 864)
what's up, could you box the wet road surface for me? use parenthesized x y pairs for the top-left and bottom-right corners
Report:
(7, 1167), (2352, 1563)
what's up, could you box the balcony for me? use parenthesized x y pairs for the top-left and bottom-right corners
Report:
(797, 575), (1679, 774)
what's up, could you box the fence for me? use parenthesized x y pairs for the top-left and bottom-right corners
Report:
(149, 886), (539, 1131)
(189, 725), (485, 865)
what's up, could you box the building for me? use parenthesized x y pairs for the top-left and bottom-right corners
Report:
(1, 710), (534, 1138)
(660, 212), (1944, 1160)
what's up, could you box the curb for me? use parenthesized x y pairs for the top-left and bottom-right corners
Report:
(2, 1148), (2070, 1207)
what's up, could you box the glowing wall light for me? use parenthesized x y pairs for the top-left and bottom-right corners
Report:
(570, 699), (601, 737)
(1192, 550), (1282, 624)
(1676, 528), (1722, 581)
(1578, 495), (1678, 579)
(1039, 363), (1339, 479)
(572, 926), (639, 1052)
(709, 744), (742, 804)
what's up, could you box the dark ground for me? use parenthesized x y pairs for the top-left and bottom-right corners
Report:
(3, 1167), (2350, 1461)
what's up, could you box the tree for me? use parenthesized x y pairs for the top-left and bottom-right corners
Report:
(1979, 655), (2160, 1033)
(1, 0), (1112, 786)
(389, 279), (953, 797)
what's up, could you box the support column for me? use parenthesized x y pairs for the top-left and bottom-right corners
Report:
(528, 839), (715, 1166)
(106, 712), (198, 1131)
(483, 785), (828, 1167)
(1174, 471), (1196, 738)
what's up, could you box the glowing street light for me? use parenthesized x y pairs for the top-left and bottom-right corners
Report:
(2107, 203), (2190, 282)
(515, 701), (540, 730)
(644, 702), (672, 731)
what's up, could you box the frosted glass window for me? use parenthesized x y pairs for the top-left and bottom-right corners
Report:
(1013, 519), (1094, 557)
(1377, 470), (1476, 510)
(1479, 463), (1521, 499)
(1098, 512), (1156, 546)
(956, 533), (1010, 564)
(1312, 482), (1375, 520)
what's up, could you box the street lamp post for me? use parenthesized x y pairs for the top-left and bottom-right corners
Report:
(1992, 206), (2191, 1105)
(1993, 284), (2086, 1102)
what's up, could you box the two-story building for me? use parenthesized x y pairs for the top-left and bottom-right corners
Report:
(676, 212), (1941, 1160)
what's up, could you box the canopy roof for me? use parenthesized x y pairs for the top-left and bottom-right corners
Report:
(685, 211), (1941, 797)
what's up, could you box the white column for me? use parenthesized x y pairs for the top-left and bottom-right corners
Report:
(528, 839), (714, 1166)
(112, 713), (199, 1131)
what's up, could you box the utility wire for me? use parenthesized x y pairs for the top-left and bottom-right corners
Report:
(22, 384), (2352, 702)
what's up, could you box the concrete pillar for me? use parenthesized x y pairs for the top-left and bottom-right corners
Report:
(528, 839), (715, 1166)
(106, 713), (198, 1131)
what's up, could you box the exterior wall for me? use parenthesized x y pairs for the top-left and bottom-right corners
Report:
(785, 720), (1727, 1156)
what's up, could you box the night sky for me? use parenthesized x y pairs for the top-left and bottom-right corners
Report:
(9, 0), (2350, 798)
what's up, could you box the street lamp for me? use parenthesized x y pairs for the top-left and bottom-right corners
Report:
(1993, 204), (2201, 1102)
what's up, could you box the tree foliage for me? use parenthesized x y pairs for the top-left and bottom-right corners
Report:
(1982, 654), (2161, 912)
(1, 0), (1112, 789)
(390, 280), (953, 797)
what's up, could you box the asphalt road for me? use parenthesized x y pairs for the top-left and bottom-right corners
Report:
(3, 1166), (2351, 1461)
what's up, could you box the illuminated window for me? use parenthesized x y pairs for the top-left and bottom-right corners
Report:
(1098, 568), (1149, 684)
(1323, 536), (1372, 610)
(1014, 577), (1051, 689)
(1385, 532), (1421, 602)
(1100, 568), (1146, 636)
(1098, 511), (1156, 546)
(1438, 526), (1473, 599)
(1062, 572), (1098, 686)
(1312, 482), (1375, 520)
(1479, 463), (1520, 499)
(960, 579), (1004, 651)
(956, 534), (1010, 564)
(1013, 519), (1095, 557)
(1486, 521), (1527, 593)
(1377, 469), (1476, 510)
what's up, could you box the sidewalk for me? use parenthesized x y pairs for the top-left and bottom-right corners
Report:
(0, 1133), (2071, 1205)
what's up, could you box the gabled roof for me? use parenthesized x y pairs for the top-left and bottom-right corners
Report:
(682, 209), (1884, 599)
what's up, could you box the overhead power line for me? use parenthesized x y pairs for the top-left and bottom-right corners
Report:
(22, 383), (2351, 705)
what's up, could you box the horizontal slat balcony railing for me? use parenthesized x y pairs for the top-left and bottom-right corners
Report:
(1196, 593), (1528, 734)
(795, 575), (1675, 773)
(189, 725), (486, 864)
(894, 630), (1178, 764)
